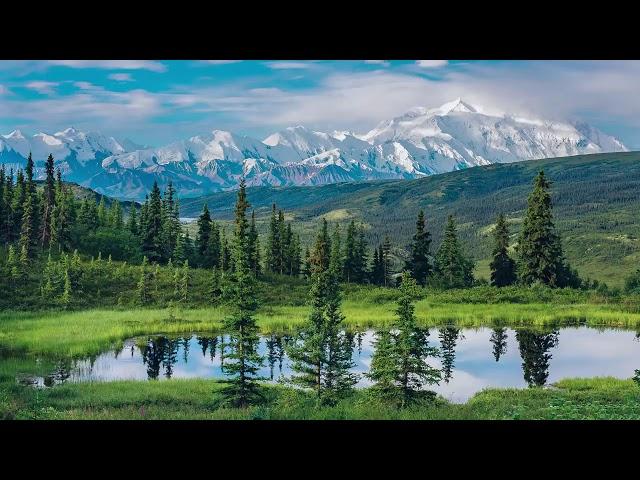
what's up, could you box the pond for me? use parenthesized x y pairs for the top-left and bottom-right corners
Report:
(10, 326), (640, 403)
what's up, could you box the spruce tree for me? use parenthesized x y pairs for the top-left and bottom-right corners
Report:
(266, 203), (281, 273)
(19, 193), (35, 259)
(405, 210), (432, 286)
(51, 182), (73, 252)
(207, 220), (221, 268)
(209, 266), (222, 302)
(196, 204), (212, 263)
(435, 215), (474, 289)
(61, 269), (72, 309)
(382, 236), (393, 287)
(220, 178), (263, 407)
(287, 219), (355, 405)
(12, 170), (26, 243)
(343, 220), (358, 283)
(37, 154), (56, 249)
(490, 213), (517, 287)
(367, 271), (440, 407)
(278, 209), (287, 275)
(0, 166), (5, 245)
(516, 171), (572, 287)
(25, 152), (40, 239)
(7, 245), (19, 282)
(141, 182), (164, 263)
(127, 206), (139, 237)
(2, 169), (14, 244)
(248, 210), (261, 276)
(97, 196), (108, 227)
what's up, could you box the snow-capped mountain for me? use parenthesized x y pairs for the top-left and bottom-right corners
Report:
(0, 98), (628, 200)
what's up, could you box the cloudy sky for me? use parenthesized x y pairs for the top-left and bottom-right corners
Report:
(2, 60), (640, 148)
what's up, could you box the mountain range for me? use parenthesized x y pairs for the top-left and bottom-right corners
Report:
(0, 98), (628, 201)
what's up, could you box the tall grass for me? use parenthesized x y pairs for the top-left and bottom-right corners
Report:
(1, 300), (640, 357)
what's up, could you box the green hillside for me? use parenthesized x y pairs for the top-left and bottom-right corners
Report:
(179, 152), (640, 286)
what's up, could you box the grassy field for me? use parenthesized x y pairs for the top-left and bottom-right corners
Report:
(2, 292), (640, 358)
(3, 377), (639, 420)
(3, 278), (640, 420)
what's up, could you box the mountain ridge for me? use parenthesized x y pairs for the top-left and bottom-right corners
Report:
(1, 99), (628, 200)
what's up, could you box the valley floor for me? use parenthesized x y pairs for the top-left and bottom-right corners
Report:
(3, 377), (639, 420)
(2, 286), (640, 420)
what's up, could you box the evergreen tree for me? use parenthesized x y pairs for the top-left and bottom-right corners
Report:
(278, 209), (287, 275)
(343, 220), (358, 282)
(19, 193), (35, 259)
(108, 200), (124, 229)
(367, 272), (441, 407)
(61, 268), (72, 309)
(382, 235), (393, 287)
(516, 171), (571, 287)
(7, 244), (19, 282)
(140, 182), (164, 263)
(51, 179), (73, 252)
(435, 215), (474, 288)
(162, 181), (180, 258)
(0, 166), (6, 245)
(266, 203), (281, 273)
(405, 210), (432, 286)
(490, 213), (517, 287)
(12, 170), (26, 243)
(196, 204), (212, 263)
(2, 169), (14, 244)
(25, 152), (40, 240)
(127, 206), (139, 237)
(220, 178), (263, 407)
(209, 266), (222, 302)
(248, 210), (261, 276)
(97, 196), (108, 227)
(207, 220), (221, 268)
(329, 223), (343, 280)
(287, 219), (355, 405)
(38, 154), (56, 249)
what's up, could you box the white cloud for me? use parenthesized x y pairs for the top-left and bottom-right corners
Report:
(108, 73), (134, 82)
(73, 81), (96, 90)
(416, 60), (449, 68)
(46, 60), (167, 72)
(266, 61), (313, 70)
(2, 88), (163, 131)
(25, 81), (59, 95)
(364, 60), (390, 67)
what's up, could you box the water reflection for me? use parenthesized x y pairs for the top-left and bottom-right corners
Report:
(7, 327), (640, 403)
(516, 329), (560, 387)
(490, 328), (508, 362)
(439, 327), (463, 383)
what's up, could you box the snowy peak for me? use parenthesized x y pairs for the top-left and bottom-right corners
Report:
(434, 97), (478, 115)
(0, 100), (629, 201)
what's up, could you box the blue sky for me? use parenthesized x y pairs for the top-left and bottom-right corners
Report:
(1, 60), (640, 148)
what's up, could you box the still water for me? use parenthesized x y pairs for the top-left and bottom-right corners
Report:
(15, 327), (640, 403)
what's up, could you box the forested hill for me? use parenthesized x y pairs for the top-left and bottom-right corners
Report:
(180, 151), (640, 286)
(34, 180), (140, 211)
